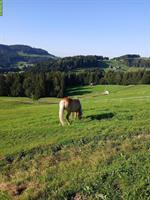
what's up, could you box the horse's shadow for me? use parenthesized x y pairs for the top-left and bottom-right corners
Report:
(86, 112), (114, 121)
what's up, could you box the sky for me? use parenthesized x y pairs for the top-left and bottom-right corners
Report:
(0, 0), (150, 57)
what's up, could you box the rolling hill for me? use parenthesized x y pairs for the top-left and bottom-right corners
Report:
(0, 44), (56, 70)
(0, 44), (150, 72)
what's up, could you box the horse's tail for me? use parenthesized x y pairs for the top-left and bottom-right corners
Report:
(59, 100), (65, 126)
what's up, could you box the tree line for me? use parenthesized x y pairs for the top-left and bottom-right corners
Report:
(101, 69), (150, 85)
(115, 54), (150, 68)
(0, 69), (150, 99)
(25, 55), (109, 72)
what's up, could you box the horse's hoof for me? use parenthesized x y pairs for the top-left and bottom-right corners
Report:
(59, 123), (64, 126)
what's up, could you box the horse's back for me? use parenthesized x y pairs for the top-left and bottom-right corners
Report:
(59, 97), (81, 112)
(70, 99), (81, 112)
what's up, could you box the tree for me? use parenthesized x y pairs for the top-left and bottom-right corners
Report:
(0, 74), (7, 96)
(141, 71), (150, 84)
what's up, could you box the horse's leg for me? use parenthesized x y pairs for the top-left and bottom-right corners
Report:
(59, 101), (65, 126)
(71, 112), (74, 119)
(72, 112), (76, 120)
(75, 112), (78, 119)
(66, 111), (71, 125)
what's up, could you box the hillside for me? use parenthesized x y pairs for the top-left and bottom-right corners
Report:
(1, 43), (150, 72)
(9, 45), (50, 56)
(28, 54), (150, 72)
(0, 44), (56, 71)
(0, 85), (150, 199)
(31, 55), (109, 72)
(113, 54), (150, 69)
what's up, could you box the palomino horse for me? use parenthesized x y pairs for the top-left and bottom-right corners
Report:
(59, 97), (82, 126)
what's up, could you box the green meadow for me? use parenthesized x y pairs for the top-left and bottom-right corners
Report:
(0, 85), (150, 200)
(0, 0), (2, 16)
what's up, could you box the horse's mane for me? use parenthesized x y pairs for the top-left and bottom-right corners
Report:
(63, 97), (73, 104)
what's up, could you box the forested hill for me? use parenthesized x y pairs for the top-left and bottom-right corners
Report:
(113, 54), (150, 68)
(9, 45), (51, 55)
(0, 43), (150, 72)
(0, 44), (56, 71)
(31, 55), (109, 72)
(28, 54), (150, 72)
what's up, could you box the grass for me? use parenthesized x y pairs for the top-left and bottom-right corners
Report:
(106, 60), (129, 71)
(127, 67), (150, 72)
(17, 52), (53, 58)
(0, 0), (2, 16)
(0, 85), (150, 199)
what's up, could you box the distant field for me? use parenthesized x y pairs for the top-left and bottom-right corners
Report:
(17, 52), (52, 58)
(0, 85), (150, 200)
(127, 67), (150, 72)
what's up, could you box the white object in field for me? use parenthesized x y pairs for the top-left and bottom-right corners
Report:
(102, 90), (109, 95)
(90, 82), (94, 86)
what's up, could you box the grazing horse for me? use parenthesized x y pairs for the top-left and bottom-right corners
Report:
(59, 97), (82, 126)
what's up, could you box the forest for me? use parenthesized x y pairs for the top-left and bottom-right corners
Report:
(0, 69), (150, 99)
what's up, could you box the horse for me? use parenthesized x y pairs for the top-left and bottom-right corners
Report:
(59, 97), (82, 126)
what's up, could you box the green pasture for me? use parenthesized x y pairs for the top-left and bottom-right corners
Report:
(0, 85), (150, 200)
(0, 0), (2, 16)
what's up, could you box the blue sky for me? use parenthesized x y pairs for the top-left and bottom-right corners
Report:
(0, 0), (150, 57)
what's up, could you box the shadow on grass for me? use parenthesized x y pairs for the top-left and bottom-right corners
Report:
(66, 87), (92, 96)
(86, 112), (114, 121)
